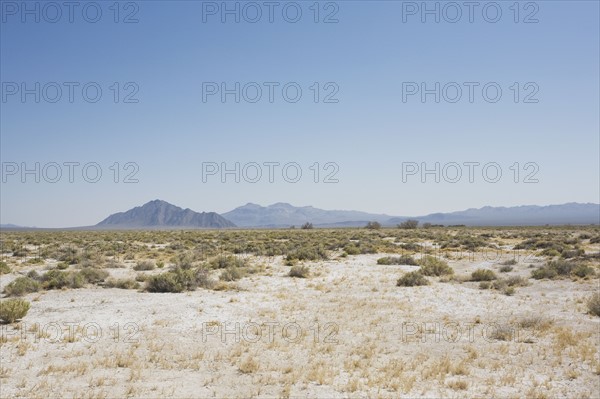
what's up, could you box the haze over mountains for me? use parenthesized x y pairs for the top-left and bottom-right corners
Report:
(2, 201), (598, 230)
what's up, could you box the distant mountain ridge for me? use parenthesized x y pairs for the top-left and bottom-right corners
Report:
(222, 202), (393, 227)
(96, 200), (235, 229)
(224, 202), (600, 227)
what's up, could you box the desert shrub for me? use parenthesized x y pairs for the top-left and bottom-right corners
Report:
(418, 256), (453, 276)
(0, 262), (11, 275)
(572, 264), (595, 278)
(344, 245), (361, 255)
(145, 266), (211, 292)
(365, 221), (381, 230)
(501, 259), (518, 266)
(133, 260), (155, 271)
(499, 265), (513, 273)
(289, 265), (310, 278)
(561, 249), (585, 259)
(479, 281), (491, 290)
(587, 293), (600, 317)
(397, 271), (429, 287)
(26, 270), (40, 280)
(531, 267), (557, 279)
(3, 277), (41, 296)
(210, 255), (248, 270)
(301, 222), (313, 230)
(471, 269), (497, 282)
(503, 287), (515, 296)
(531, 260), (581, 280)
(377, 256), (417, 266)
(285, 246), (328, 264)
(41, 270), (85, 290)
(220, 267), (244, 282)
(195, 268), (216, 289)
(505, 276), (529, 287)
(105, 278), (140, 290)
(0, 299), (30, 323)
(56, 262), (69, 270)
(79, 268), (109, 284)
(146, 272), (183, 293)
(398, 220), (419, 229)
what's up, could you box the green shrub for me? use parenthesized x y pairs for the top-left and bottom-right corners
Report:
(377, 256), (417, 266)
(26, 270), (40, 280)
(0, 299), (30, 323)
(146, 267), (209, 292)
(289, 265), (310, 278)
(418, 256), (453, 276)
(79, 268), (109, 284)
(505, 276), (529, 287)
(587, 293), (600, 317)
(531, 260), (583, 279)
(220, 267), (244, 282)
(41, 270), (85, 290)
(397, 271), (429, 287)
(572, 264), (595, 278)
(471, 269), (497, 282)
(210, 255), (248, 270)
(3, 277), (41, 297)
(531, 267), (557, 279)
(285, 246), (328, 264)
(146, 272), (183, 293)
(0, 262), (11, 275)
(105, 278), (140, 290)
(133, 260), (155, 271)
(56, 262), (69, 270)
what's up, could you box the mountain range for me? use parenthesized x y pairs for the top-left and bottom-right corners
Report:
(95, 200), (235, 229)
(1, 201), (598, 230)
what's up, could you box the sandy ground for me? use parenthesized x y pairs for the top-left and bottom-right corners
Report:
(1, 253), (599, 398)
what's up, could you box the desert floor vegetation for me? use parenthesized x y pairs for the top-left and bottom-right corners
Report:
(0, 226), (598, 397)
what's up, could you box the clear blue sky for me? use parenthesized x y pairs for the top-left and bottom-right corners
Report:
(1, 0), (599, 227)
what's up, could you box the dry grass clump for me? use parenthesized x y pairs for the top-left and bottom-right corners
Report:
(133, 260), (155, 271)
(289, 265), (310, 278)
(105, 278), (141, 290)
(377, 255), (417, 265)
(587, 292), (600, 317)
(0, 261), (10, 275)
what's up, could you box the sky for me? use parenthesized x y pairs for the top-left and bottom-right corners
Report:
(1, 0), (599, 227)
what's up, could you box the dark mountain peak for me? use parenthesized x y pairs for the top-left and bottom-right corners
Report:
(96, 200), (235, 229)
